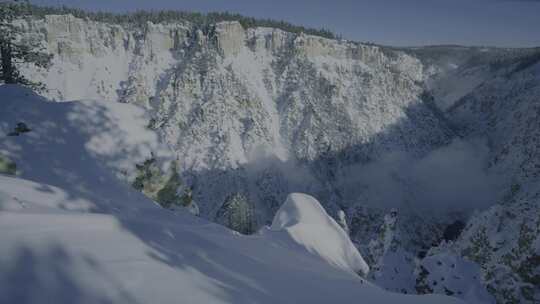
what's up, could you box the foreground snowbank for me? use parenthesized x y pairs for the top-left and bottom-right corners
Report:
(271, 193), (370, 276)
(0, 176), (464, 304)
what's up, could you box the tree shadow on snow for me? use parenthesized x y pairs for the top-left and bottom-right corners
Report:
(0, 244), (139, 304)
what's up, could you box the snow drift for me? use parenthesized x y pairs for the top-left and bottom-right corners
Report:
(271, 193), (370, 276)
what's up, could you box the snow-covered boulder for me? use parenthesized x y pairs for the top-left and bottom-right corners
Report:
(271, 193), (370, 276)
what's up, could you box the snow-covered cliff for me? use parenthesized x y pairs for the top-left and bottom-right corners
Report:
(16, 14), (454, 225)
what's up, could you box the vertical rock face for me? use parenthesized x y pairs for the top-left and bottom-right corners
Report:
(17, 14), (454, 225)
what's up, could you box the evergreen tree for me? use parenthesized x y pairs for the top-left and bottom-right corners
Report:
(0, 0), (52, 87)
(215, 193), (256, 234)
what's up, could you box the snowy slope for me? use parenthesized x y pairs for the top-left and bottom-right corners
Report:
(0, 176), (463, 304)
(0, 85), (463, 304)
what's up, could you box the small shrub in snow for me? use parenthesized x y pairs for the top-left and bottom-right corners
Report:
(7, 122), (31, 136)
(0, 155), (16, 175)
(132, 158), (192, 210)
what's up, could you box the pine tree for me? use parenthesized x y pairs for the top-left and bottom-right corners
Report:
(0, 0), (52, 87)
(215, 193), (256, 234)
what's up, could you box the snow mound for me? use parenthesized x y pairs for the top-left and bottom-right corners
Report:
(271, 193), (370, 276)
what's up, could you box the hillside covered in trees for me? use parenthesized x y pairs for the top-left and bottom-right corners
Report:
(10, 3), (340, 39)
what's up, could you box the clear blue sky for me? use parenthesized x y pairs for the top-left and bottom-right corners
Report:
(29, 0), (540, 47)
